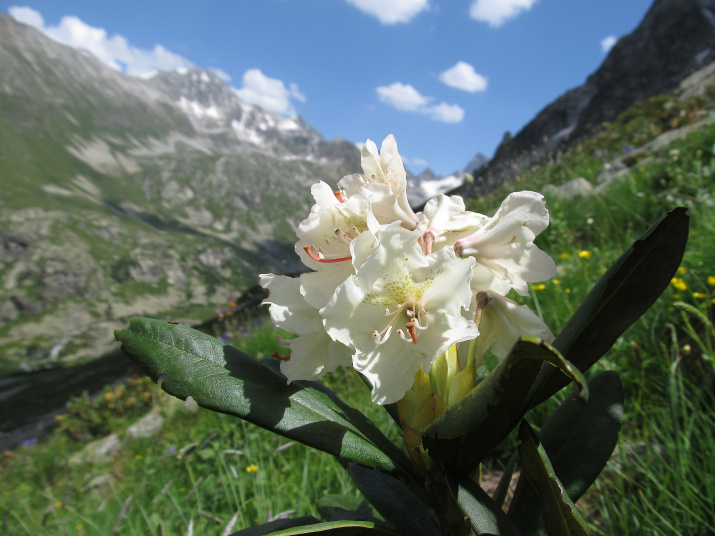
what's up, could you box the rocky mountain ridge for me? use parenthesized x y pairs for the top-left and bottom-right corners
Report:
(0, 13), (360, 371)
(456, 0), (715, 196)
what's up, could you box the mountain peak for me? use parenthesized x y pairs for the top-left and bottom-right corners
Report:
(458, 0), (715, 194)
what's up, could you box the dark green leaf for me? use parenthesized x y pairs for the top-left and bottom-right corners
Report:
(114, 318), (412, 476)
(446, 468), (523, 536)
(316, 495), (382, 524)
(422, 339), (586, 473)
(509, 372), (623, 534)
(228, 516), (319, 536)
(229, 519), (399, 536)
(424, 339), (586, 441)
(529, 207), (689, 408)
(513, 422), (590, 536)
(348, 464), (441, 536)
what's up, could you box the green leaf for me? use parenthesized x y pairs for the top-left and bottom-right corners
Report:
(513, 421), (590, 536)
(421, 339), (587, 472)
(114, 318), (412, 476)
(529, 207), (689, 408)
(424, 339), (586, 441)
(446, 468), (523, 536)
(316, 495), (382, 524)
(228, 516), (320, 536)
(228, 520), (400, 536)
(509, 372), (623, 534)
(348, 464), (441, 536)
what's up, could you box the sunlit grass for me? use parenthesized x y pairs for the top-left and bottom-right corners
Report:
(2, 90), (715, 534)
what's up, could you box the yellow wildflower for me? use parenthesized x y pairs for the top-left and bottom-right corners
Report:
(552, 279), (561, 285)
(693, 292), (709, 299)
(577, 250), (592, 259)
(559, 253), (569, 259)
(708, 276), (715, 286)
(246, 464), (259, 473)
(678, 266), (687, 275)
(532, 284), (546, 291)
(671, 278), (687, 291)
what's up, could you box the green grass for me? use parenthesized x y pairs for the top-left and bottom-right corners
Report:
(3, 89), (715, 534)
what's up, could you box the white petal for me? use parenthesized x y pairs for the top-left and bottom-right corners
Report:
(310, 181), (340, 208)
(474, 293), (554, 360)
(299, 271), (348, 310)
(279, 330), (350, 382)
(455, 190), (556, 295)
(260, 274), (321, 334)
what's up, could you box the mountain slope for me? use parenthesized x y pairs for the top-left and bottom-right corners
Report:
(458, 0), (715, 195)
(0, 13), (359, 371)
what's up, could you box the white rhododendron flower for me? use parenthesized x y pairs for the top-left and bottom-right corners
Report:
(259, 134), (558, 405)
(420, 193), (487, 254)
(259, 274), (352, 381)
(339, 135), (420, 230)
(454, 191), (556, 296)
(296, 181), (379, 274)
(322, 223), (478, 404)
(471, 291), (554, 364)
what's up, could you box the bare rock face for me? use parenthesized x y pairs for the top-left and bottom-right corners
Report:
(458, 0), (715, 195)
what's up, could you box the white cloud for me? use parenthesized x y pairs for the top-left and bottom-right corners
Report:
(8, 5), (43, 28)
(345, 0), (430, 24)
(427, 102), (465, 123)
(439, 61), (488, 92)
(601, 35), (618, 53)
(8, 6), (194, 76)
(235, 69), (305, 116)
(469, 0), (538, 27)
(376, 82), (430, 111)
(376, 82), (464, 123)
(404, 156), (429, 167)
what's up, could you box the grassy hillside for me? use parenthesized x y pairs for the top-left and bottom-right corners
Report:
(2, 79), (715, 534)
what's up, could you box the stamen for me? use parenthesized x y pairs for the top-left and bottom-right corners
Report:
(474, 291), (492, 326)
(413, 315), (429, 330)
(303, 246), (352, 264)
(334, 229), (352, 244)
(397, 329), (414, 343)
(334, 190), (347, 203)
(422, 231), (435, 255)
(272, 352), (291, 361)
(373, 325), (392, 345)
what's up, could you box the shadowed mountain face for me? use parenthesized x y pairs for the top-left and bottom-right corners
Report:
(0, 13), (360, 370)
(457, 0), (715, 195)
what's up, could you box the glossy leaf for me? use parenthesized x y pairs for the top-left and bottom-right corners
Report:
(529, 207), (688, 408)
(348, 464), (441, 536)
(447, 468), (523, 536)
(114, 318), (412, 476)
(422, 339), (586, 472)
(514, 421), (590, 536)
(229, 519), (400, 536)
(228, 517), (320, 536)
(509, 372), (623, 534)
(316, 495), (382, 524)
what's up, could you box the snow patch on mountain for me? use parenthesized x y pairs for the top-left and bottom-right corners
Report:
(178, 97), (223, 121)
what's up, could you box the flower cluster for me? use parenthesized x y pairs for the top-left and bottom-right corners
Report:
(260, 135), (556, 405)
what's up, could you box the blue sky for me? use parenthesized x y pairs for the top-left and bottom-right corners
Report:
(5, 0), (653, 176)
